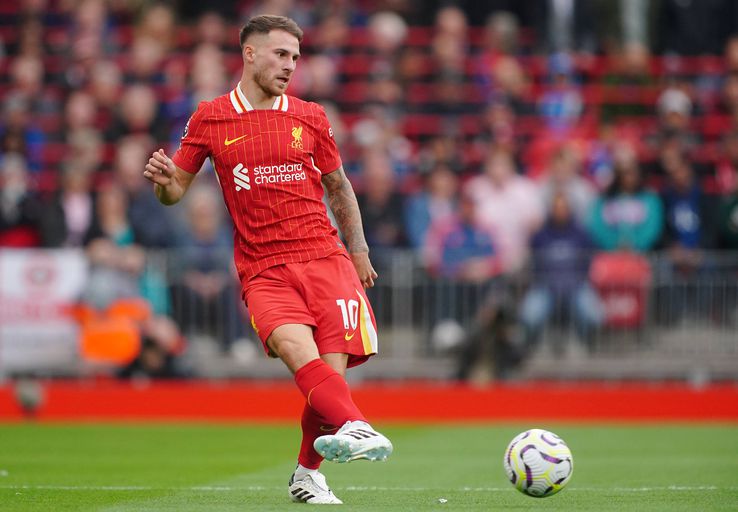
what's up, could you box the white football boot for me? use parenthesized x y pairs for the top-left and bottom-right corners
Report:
(314, 420), (393, 463)
(288, 471), (343, 504)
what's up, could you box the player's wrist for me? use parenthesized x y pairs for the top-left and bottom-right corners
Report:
(348, 245), (369, 254)
(155, 182), (182, 205)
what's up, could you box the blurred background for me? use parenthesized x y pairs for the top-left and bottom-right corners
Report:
(1, 0), (737, 389)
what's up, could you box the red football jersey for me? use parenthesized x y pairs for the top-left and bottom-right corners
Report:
(172, 84), (346, 283)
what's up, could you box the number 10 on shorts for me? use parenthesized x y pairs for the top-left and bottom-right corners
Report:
(336, 299), (359, 330)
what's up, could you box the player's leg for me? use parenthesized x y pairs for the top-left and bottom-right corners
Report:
(299, 256), (392, 463)
(268, 324), (367, 426)
(243, 270), (344, 503)
(269, 325), (392, 464)
(267, 327), (358, 504)
(295, 353), (347, 473)
(288, 354), (344, 503)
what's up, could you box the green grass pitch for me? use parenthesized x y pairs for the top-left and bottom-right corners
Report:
(0, 423), (736, 511)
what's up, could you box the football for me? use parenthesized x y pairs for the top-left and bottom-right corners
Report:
(503, 428), (574, 497)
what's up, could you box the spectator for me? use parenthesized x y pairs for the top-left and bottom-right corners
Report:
(396, 45), (428, 91)
(720, 71), (738, 120)
(88, 60), (123, 126)
(657, 156), (719, 322)
(538, 52), (583, 133)
(170, 185), (246, 353)
(465, 147), (544, 273)
(194, 11), (228, 48)
(39, 161), (96, 248)
(538, 144), (596, 226)
(14, 16), (45, 58)
(479, 10), (520, 62)
(114, 136), (176, 248)
(404, 163), (458, 250)
(0, 153), (41, 247)
(82, 183), (186, 378)
(475, 11), (533, 115)
(600, 42), (654, 122)
(311, 12), (350, 58)
(302, 54), (339, 103)
(135, 2), (176, 52)
(321, 101), (348, 152)
(108, 85), (168, 142)
(475, 100), (520, 158)
(1, 94), (45, 173)
(586, 146), (663, 252)
(423, 191), (512, 379)
(350, 105), (413, 177)
(8, 54), (58, 116)
(416, 135), (465, 176)
(117, 315), (188, 379)
(190, 43), (228, 105)
(365, 69), (404, 113)
(67, 128), (103, 175)
(423, 191), (502, 282)
(366, 10), (407, 74)
(651, 87), (700, 153)
(125, 35), (166, 84)
(585, 122), (619, 191)
(487, 55), (531, 116)
(725, 35), (738, 74)
(161, 58), (191, 138)
(717, 170), (738, 250)
(431, 5), (469, 76)
(62, 0), (117, 89)
(716, 130), (738, 195)
(83, 182), (169, 314)
(356, 149), (407, 257)
(63, 90), (99, 134)
(427, 69), (476, 119)
(519, 192), (603, 355)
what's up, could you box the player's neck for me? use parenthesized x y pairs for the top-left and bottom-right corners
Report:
(238, 79), (280, 110)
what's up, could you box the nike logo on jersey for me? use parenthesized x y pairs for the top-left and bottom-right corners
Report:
(344, 331), (356, 341)
(224, 134), (249, 146)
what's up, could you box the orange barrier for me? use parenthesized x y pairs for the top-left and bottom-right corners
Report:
(0, 381), (736, 422)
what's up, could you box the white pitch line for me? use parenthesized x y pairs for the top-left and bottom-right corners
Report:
(1, 484), (736, 493)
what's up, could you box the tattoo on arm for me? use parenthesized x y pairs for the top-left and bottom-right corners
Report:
(322, 167), (369, 253)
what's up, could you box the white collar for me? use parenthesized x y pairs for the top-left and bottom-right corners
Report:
(229, 82), (289, 113)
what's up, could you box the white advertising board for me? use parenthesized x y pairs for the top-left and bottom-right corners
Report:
(0, 249), (88, 373)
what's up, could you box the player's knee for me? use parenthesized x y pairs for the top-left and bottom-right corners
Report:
(267, 325), (319, 371)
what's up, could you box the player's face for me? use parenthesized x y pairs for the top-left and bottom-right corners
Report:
(248, 29), (300, 97)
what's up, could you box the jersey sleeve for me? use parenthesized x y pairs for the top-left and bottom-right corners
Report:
(172, 103), (210, 174)
(312, 106), (342, 174)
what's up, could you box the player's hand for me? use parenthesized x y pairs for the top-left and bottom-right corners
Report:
(143, 149), (176, 186)
(350, 251), (378, 288)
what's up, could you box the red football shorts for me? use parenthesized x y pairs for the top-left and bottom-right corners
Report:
(242, 254), (378, 368)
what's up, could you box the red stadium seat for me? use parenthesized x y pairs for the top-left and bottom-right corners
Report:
(590, 252), (652, 328)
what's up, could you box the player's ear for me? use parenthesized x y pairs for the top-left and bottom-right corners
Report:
(243, 44), (256, 63)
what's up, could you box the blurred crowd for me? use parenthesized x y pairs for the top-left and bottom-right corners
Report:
(2, 0), (738, 376)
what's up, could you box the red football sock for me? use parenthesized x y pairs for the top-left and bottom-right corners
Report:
(294, 358), (366, 427)
(298, 404), (333, 469)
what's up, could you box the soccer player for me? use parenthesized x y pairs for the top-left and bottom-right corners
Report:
(143, 14), (392, 505)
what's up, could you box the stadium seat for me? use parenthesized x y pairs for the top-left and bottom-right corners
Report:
(589, 251), (652, 328)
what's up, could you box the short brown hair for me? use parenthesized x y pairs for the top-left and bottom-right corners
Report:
(239, 15), (303, 47)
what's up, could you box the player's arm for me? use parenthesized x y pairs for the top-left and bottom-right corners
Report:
(322, 166), (378, 288)
(143, 149), (196, 205)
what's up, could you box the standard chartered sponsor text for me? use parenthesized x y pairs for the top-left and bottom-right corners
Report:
(253, 162), (306, 184)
